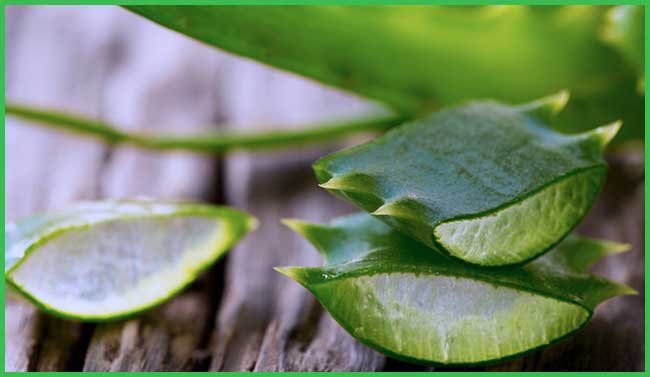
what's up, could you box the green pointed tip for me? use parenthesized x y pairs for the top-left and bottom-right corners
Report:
(620, 284), (638, 296)
(604, 240), (631, 255)
(626, 287), (639, 296)
(372, 201), (401, 217)
(372, 199), (419, 221)
(519, 90), (570, 121)
(273, 266), (294, 278)
(545, 89), (570, 114)
(282, 218), (333, 260)
(560, 236), (632, 272)
(274, 266), (307, 285)
(282, 218), (311, 237)
(318, 176), (350, 190)
(591, 121), (622, 149)
(282, 218), (329, 241)
(246, 216), (260, 232)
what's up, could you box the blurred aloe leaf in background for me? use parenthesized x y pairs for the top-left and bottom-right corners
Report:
(601, 5), (645, 92)
(127, 5), (644, 144)
(5, 103), (404, 153)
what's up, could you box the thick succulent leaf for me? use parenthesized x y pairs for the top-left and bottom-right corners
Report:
(279, 213), (634, 366)
(5, 200), (256, 320)
(601, 5), (645, 91)
(314, 96), (617, 266)
(126, 5), (643, 143)
(556, 75), (643, 143)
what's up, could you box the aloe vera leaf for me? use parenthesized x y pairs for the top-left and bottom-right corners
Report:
(5, 102), (405, 154)
(314, 94), (618, 266)
(125, 5), (642, 142)
(601, 5), (645, 91)
(5, 200), (256, 321)
(555, 75), (643, 144)
(278, 213), (634, 366)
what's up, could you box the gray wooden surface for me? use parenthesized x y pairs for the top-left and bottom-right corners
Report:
(4, 6), (645, 372)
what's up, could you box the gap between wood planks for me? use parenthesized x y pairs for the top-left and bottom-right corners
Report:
(5, 6), (231, 371)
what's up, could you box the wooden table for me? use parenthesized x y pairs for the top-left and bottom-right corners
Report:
(5, 6), (644, 372)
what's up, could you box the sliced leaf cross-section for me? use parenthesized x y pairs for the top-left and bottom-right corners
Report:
(278, 213), (633, 366)
(5, 200), (256, 321)
(314, 95), (618, 266)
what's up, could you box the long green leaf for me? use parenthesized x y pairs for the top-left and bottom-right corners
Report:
(314, 94), (617, 266)
(5, 102), (405, 154)
(278, 212), (634, 366)
(126, 5), (643, 143)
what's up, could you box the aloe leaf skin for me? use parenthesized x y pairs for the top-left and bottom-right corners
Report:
(278, 213), (634, 367)
(314, 95), (617, 267)
(5, 102), (405, 154)
(5, 200), (256, 321)
(126, 5), (643, 143)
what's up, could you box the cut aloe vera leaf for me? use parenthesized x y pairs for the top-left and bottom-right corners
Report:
(278, 213), (634, 366)
(5, 200), (256, 321)
(126, 6), (642, 143)
(314, 94), (618, 266)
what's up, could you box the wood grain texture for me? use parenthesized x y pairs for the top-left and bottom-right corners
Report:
(77, 8), (223, 372)
(5, 6), (115, 371)
(83, 292), (214, 371)
(4, 5), (645, 372)
(209, 60), (384, 372)
(6, 5), (224, 372)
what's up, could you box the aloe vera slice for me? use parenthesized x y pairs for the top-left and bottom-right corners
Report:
(5, 200), (256, 321)
(278, 213), (633, 366)
(314, 94), (618, 266)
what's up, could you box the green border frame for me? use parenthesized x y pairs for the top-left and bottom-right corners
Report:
(1, 0), (649, 4)
(1, 2), (647, 375)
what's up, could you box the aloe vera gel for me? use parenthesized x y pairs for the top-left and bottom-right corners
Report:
(280, 95), (633, 366)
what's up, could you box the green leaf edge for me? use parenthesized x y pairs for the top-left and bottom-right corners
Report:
(277, 239), (635, 313)
(289, 265), (596, 368)
(276, 262), (632, 367)
(280, 217), (636, 309)
(312, 94), (621, 266)
(6, 102), (407, 154)
(276, 216), (635, 366)
(5, 201), (257, 322)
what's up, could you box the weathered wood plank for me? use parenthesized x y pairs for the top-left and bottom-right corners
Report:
(209, 61), (384, 372)
(5, 6), (225, 371)
(5, 301), (41, 372)
(83, 292), (214, 371)
(5, 6), (118, 371)
(5, 5), (644, 372)
(80, 8), (225, 372)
